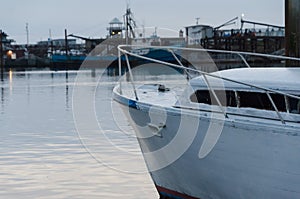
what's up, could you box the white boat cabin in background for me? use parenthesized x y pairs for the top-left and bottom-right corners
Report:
(185, 24), (214, 45)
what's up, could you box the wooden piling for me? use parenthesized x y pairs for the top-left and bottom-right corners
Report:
(285, 0), (300, 58)
(0, 30), (3, 77)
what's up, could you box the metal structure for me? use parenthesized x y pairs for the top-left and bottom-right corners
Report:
(124, 7), (136, 44)
(214, 17), (238, 30)
(240, 19), (284, 31)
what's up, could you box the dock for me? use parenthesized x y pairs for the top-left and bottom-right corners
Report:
(201, 33), (284, 54)
(1, 1), (300, 72)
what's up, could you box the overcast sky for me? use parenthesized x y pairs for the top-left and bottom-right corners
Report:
(1, 0), (284, 44)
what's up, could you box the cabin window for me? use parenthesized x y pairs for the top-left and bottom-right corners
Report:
(190, 90), (289, 113)
(289, 97), (300, 114)
(238, 91), (286, 112)
(190, 90), (211, 105)
(269, 93), (286, 112)
(238, 91), (271, 110)
(190, 90), (237, 107)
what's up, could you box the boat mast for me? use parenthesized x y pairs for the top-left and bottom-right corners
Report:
(124, 6), (136, 44)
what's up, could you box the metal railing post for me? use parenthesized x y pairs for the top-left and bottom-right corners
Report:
(202, 74), (228, 118)
(168, 49), (192, 79)
(124, 54), (138, 100)
(237, 53), (251, 68)
(284, 95), (290, 113)
(266, 92), (285, 124)
(118, 49), (122, 94)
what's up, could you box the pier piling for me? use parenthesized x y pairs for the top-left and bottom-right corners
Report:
(0, 30), (3, 78)
(285, 0), (300, 58)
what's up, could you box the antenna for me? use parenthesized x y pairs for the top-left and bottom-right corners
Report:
(196, 17), (200, 25)
(49, 29), (52, 40)
(154, 27), (157, 37)
(126, 0), (131, 11)
(143, 24), (145, 38)
(26, 23), (29, 46)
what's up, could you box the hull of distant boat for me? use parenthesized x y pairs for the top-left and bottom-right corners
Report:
(114, 94), (300, 199)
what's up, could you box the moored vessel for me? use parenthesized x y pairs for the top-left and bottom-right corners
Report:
(113, 45), (300, 199)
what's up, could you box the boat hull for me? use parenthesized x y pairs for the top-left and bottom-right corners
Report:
(115, 95), (300, 199)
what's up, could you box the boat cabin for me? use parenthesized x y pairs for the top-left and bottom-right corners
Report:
(187, 68), (300, 115)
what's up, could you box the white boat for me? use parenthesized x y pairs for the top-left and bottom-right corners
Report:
(113, 45), (300, 199)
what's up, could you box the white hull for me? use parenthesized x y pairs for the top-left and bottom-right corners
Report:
(116, 98), (300, 199)
(113, 45), (300, 199)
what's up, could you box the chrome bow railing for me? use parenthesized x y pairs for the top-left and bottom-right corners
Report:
(117, 45), (300, 124)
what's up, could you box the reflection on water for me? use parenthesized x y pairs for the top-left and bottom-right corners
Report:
(0, 69), (158, 199)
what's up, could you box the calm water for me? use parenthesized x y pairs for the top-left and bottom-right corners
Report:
(0, 69), (158, 199)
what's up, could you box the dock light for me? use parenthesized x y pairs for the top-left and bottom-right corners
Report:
(7, 50), (16, 59)
(7, 50), (13, 58)
(241, 13), (245, 20)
